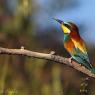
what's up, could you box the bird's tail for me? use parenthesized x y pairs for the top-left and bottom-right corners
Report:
(90, 67), (95, 74)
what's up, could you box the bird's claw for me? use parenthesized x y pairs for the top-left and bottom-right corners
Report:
(68, 57), (73, 63)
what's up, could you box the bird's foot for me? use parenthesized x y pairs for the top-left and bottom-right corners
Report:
(68, 57), (73, 63)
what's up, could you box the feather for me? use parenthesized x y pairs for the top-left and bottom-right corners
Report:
(71, 38), (87, 54)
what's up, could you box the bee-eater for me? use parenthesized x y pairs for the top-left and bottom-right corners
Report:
(54, 18), (95, 74)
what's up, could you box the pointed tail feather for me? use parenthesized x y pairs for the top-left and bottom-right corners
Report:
(72, 55), (93, 70)
(91, 67), (95, 74)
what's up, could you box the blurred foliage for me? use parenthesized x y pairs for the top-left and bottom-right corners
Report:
(0, 0), (95, 95)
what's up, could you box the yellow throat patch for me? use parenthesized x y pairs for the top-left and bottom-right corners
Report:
(61, 24), (70, 33)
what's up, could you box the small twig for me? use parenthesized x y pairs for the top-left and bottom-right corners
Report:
(0, 47), (95, 78)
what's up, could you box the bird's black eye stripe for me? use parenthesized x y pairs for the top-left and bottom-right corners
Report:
(64, 23), (70, 29)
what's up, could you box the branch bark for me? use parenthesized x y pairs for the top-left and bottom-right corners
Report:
(0, 47), (95, 78)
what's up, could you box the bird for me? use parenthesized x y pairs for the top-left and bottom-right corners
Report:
(54, 18), (95, 74)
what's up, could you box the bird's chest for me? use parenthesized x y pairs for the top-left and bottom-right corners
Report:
(64, 34), (70, 43)
(63, 34), (74, 54)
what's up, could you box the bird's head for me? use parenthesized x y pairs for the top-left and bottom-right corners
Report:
(54, 18), (79, 34)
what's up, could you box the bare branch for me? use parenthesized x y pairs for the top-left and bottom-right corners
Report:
(0, 47), (95, 78)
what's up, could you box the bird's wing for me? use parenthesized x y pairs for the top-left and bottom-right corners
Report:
(71, 38), (90, 63)
(71, 38), (87, 54)
(73, 47), (90, 63)
(72, 51), (92, 70)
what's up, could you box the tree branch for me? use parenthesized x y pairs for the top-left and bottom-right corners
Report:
(0, 47), (95, 78)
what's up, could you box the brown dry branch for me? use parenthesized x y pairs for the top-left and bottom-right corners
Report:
(0, 47), (95, 78)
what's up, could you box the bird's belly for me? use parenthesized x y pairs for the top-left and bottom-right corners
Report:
(64, 41), (75, 55)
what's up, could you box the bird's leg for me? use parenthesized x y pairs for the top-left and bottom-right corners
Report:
(68, 57), (73, 63)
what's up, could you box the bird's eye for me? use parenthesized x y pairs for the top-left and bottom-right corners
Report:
(64, 23), (70, 29)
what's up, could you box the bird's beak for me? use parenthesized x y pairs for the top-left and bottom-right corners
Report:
(53, 18), (63, 24)
(53, 18), (71, 33)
